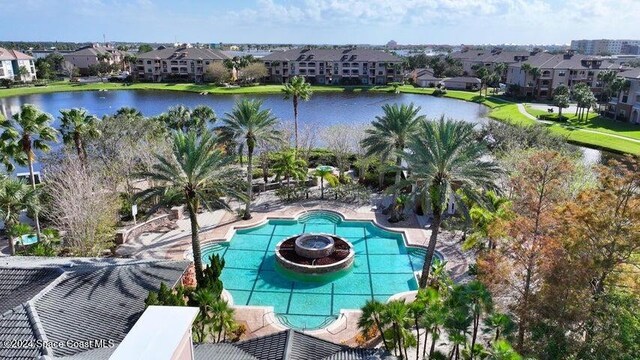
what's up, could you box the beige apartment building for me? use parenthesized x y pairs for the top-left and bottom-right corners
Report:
(63, 44), (128, 75)
(505, 51), (629, 98)
(449, 48), (532, 79)
(614, 68), (640, 123)
(136, 45), (229, 82)
(0, 47), (37, 81)
(261, 48), (403, 85)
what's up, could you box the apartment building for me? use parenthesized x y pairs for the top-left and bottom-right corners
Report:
(261, 48), (403, 85)
(0, 47), (37, 81)
(449, 48), (532, 78)
(63, 44), (128, 75)
(136, 45), (229, 82)
(505, 51), (628, 98)
(614, 68), (640, 123)
(571, 39), (640, 55)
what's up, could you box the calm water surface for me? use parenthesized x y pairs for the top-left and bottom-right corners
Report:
(0, 90), (612, 170)
(0, 90), (491, 128)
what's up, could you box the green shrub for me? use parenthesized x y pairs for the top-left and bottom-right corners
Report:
(433, 88), (447, 96)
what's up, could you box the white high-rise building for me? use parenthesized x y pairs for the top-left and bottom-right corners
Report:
(571, 39), (640, 55)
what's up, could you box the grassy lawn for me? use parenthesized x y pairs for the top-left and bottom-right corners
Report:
(523, 104), (640, 142)
(2, 82), (639, 154)
(0, 82), (391, 98)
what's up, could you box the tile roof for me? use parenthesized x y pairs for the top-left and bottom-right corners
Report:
(137, 47), (230, 61)
(262, 48), (402, 63)
(509, 53), (629, 71)
(67, 45), (128, 57)
(0, 306), (42, 360)
(0, 258), (189, 359)
(0, 268), (63, 313)
(620, 67), (640, 79)
(0, 47), (33, 61)
(449, 50), (532, 64)
(194, 343), (257, 360)
(444, 76), (481, 83)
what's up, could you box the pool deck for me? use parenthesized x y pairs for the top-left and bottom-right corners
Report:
(123, 199), (472, 345)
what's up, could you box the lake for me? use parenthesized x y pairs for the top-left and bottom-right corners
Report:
(0, 90), (610, 171)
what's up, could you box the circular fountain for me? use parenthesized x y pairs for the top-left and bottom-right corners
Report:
(275, 233), (354, 276)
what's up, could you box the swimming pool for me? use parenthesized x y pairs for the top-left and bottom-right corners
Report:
(201, 211), (443, 330)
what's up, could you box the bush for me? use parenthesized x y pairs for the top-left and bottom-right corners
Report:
(326, 183), (371, 203)
(276, 185), (308, 202)
(433, 88), (447, 96)
(1, 78), (14, 88)
(252, 169), (274, 180)
(537, 114), (567, 122)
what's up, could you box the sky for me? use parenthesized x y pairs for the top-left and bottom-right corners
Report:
(1, 0), (639, 45)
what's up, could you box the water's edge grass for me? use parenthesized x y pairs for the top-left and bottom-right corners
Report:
(1, 82), (637, 155)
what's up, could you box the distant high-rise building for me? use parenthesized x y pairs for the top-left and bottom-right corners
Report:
(571, 39), (640, 55)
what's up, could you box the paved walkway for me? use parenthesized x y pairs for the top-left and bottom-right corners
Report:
(116, 209), (227, 259)
(516, 103), (640, 144)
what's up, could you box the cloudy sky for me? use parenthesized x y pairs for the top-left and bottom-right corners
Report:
(1, 0), (638, 45)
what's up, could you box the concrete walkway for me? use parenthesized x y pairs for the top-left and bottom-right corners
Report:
(516, 103), (640, 144)
(116, 209), (227, 259)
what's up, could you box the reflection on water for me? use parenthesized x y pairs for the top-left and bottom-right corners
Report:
(0, 89), (617, 171)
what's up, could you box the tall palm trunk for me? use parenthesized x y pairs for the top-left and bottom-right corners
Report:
(187, 197), (204, 284)
(245, 148), (253, 220)
(419, 208), (442, 288)
(27, 160), (42, 240)
(374, 317), (390, 352)
(320, 177), (325, 200)
(414, 316), (421, 360)
(293, 95), (299, 154)
(7, 220), (16, 256)
(429, 328), (438, 359)
(470, 312), (480, 360)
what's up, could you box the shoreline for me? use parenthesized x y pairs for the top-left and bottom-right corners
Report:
(1, 82), (638, 155)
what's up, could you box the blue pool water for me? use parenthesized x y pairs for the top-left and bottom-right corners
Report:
(201, 211), (442, 330)
(17, 234), (38, 245)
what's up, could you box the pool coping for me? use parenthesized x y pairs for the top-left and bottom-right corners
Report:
(186, 208), (454, 338)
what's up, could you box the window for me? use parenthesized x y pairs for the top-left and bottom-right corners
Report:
(622, 95), (629, 103)
(558, 71), (566, 76)
(342, 63), (349, 67)
(205, 61), (210, 65)
(146, 60), (151, 64)
(635, 95), (640, 103)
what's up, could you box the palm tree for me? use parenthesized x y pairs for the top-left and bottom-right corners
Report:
(282, 75), (312, 154)
(220, 99), (281, 219)
(610, 77), (631, 120)
(520, 63), (532, 96)
(405, 118), (500, 288)
(486, 340), (522, 360)
(115, 106), (143, 118)
(357, 299), (390, 352)
(383, 300), (412, 359)
(484, 313), (514, 343)
(136, 131), (245, 284)
(192, 105), (216, 127)
(313, 167), (338, 200)
(191, 287), (216, 342)
(0, 104), (57, 241)
(211, 299), (235, 342)
(0, 177), (40, 255)
(475, 67), (489, 96)
(464, 191), (512, 251)
(59, 108), (101, 165)
(465, 281), (493, 360)
(165, 105), (192, 132)
(361, 103), (425, 194)
(272, 152), (307, 200)
(528, 67), (542, 97)
(18, 66), (30, 81)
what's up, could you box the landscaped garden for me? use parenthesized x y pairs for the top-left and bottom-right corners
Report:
(0, 75), (638, 359)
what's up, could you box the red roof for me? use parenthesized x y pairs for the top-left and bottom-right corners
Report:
(0, 47), (33, 61)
